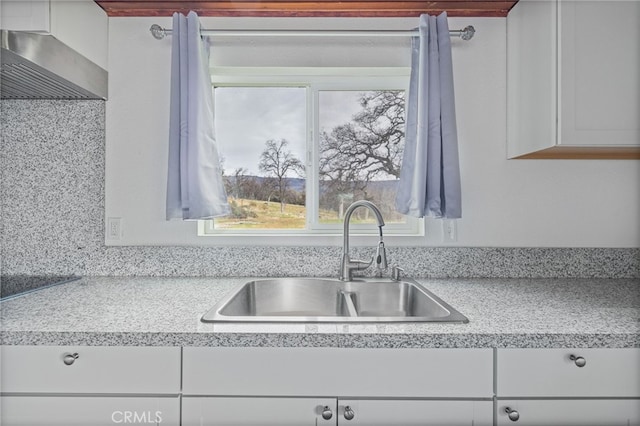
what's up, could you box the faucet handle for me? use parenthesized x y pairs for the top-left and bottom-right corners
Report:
(391, 266), (404, 281)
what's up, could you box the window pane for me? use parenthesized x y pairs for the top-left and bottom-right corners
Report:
(214, 87), (307, 230)
(318, 90), (406, 225)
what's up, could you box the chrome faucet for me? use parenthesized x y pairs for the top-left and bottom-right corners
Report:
(339, 200), (388, 281)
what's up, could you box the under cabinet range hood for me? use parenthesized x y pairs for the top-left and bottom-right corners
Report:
(0, 30), (107, 100)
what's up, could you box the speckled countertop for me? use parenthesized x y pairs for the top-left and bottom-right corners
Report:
(1, 277), (638, 348)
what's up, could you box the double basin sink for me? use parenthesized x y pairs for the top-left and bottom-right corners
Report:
(202, 277), (468, 323)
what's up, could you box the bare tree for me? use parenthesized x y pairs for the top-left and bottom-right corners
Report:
(319, 91), (405, 216)
(259, 139), (304, 213)
(320, 91), (404, 182)
(229, 167), (251, 201)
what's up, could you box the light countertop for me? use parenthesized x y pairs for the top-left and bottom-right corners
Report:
(1, 276), (638, 348)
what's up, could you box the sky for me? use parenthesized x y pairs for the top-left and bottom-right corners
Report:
(214, 87), (365, 176)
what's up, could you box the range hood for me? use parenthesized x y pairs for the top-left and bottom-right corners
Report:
(1, 30), (107, 100)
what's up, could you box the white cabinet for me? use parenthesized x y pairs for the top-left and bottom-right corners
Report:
(182, 347), (494, 425)
(497, 348), (640, 397)
(183, 397), (493, 426)
(496, 348), (640, 425)
(507, 0), (640, 159)
(0, 0), (108, 69)
(4, 344), (637, 425)
(336, 399), (492, 425)
(1, 396), (180, 426)
(183, 397), (337, 425)
(496, 399), (640, 425)
(183, 347), (493, 398)
(0, 346), (182, 426)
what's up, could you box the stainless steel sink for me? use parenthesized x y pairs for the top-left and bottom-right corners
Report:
(201, 277), (468, 323)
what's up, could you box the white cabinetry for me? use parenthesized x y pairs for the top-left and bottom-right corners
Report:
(0, 0), (108, 69)
(1, 396), (177, 426)
(182, 397), (337, 425)
(0, 346), (181, 426)
(496, 348), (640, 425)
(183, 397), (493, 426)
(507, 0), (640, 159)
(496, 400), (640, 426)
(335, 399), (492, 425)
(3, 344), (637, 425)
(182, 347), (494, 426)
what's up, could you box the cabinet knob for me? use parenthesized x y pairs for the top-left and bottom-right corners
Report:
(321, 406), (333, 420)
(343, 406), (355, 421)
(63, 352), (79, 366)
(569, 354), (586, 367)
(505, 407), (520, 422)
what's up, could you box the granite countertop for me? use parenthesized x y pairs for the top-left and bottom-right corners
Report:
(1, 277), (638, 348)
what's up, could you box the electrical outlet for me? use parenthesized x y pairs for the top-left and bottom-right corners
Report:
(442, 219), (457, 243)
(107, 217), (122, 240)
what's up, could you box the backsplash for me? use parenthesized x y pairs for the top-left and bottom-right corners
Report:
(1, 100), (638, 278)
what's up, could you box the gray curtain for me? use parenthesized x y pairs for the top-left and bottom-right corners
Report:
(166, 11), (230, 220)
(396, 12), (462, 219)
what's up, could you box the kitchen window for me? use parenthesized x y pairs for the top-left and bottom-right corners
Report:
(199, 67), (422, 238)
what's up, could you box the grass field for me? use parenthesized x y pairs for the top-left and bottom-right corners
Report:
(214, 199), (307, 229)
(214, 198), (401, 229)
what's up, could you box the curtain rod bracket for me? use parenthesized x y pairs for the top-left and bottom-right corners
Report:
(150, 24), (167, 40)
(460, 25), (475, 41)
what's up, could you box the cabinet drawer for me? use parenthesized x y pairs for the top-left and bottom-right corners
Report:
(0, 396), (180, 426)
(183, 347), (493, 398)
(338, 399), (493, 425)
(497, 348), (640, 397)
(183, 397), (336, 425)
(497, 399), (640, 426)
(0, 346), (181, 394)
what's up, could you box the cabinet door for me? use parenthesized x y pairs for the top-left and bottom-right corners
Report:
(0, 1), (50, 32)
(559, 1), (640, 147)
(1, 345), (181, 394)
(337, 400), (493, 426)
(506, 0), (558, 158)
(0, 396), (180, 426)
(182, 397), (337, 425)
(497, 399), (640, 426)
(183, 347), (492, 398)
(497, 348), (640, 398)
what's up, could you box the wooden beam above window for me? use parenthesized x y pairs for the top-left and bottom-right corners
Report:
(95, 0), (519, 18)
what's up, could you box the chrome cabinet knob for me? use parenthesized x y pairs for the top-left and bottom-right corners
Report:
(63, 352), (79, 366)
(569, 354), (586, 367)
(343, 406), (355, 421)
(321, 406), (333, 420)
(505, 407), (520, 421)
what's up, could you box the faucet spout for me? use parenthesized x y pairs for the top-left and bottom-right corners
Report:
(340, 200), (386, 281)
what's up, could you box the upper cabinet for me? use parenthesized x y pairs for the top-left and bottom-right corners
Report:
(0, 0), (108, 70)
(507, 0), (640, 159)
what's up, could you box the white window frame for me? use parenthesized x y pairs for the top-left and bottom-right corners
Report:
(198, 66), (426, 245)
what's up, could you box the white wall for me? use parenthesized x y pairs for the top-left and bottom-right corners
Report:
(105, 16), (640, 248)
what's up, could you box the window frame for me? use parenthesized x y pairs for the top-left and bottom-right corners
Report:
(199, 66), (425, 242)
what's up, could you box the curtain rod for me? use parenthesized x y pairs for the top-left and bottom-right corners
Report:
(149, 24), (476, 41)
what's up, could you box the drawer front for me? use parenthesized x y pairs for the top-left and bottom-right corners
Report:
(0, 396), (180, 426)
(497, 348), (640, 397)
(338, 399), (493, 425)
(497, 399), (640, 426)
(182, 397), (337, 425)
(0, 346), (181, 394)
(183, 347), (493, 398)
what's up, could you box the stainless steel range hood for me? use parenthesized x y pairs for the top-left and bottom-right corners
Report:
(1, 30), (107, 100)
